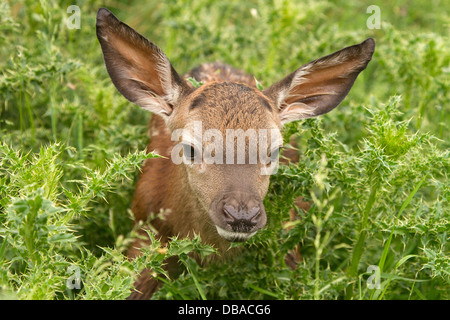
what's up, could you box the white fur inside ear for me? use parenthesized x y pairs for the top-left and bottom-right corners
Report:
(134, 88), (173, 117)
(127, 67), (178, 117)
(275, 67), (311, 112)
(288, 66), (311, 92)
(279, 102), (317, 124)
(154, 50), (180, 105)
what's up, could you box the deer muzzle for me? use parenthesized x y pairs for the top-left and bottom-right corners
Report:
(209, 191), (267, 242)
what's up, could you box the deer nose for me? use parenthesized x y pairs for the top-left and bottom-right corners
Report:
(210, 192), (267, 242)
(222, 203), (262, 233)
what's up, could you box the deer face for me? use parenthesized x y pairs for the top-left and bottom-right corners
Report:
(96, 8), (374, 242)
(168, 81), (283, 241)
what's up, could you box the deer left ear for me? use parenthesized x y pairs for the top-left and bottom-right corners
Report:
(264, 38), (375, 125)
(96, 8), (191, 118)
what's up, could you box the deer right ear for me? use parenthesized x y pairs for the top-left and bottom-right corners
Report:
(264, 38), (375, 125)
(96, 8), (190, 118)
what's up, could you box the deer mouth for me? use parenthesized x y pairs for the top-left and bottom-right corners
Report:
(215, 225), (258, 242)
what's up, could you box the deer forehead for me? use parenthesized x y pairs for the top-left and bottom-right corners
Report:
(172, 82), (281, 132)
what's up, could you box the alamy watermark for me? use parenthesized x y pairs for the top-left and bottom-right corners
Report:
(366, 265), (381, 290)
(170, 121), (282, 175)
(366, 5), (381, 29)
(66, 265), (81, 290)
(66, 5), (81, 29)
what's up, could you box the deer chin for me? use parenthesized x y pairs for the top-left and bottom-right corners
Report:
(215, 225), (258, 242)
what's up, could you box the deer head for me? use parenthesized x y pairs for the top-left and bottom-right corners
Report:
(96, 8), (375, 242)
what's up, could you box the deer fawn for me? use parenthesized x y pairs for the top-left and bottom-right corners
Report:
(96, 8), (375, 299)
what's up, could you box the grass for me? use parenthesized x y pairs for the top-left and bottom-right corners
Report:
(0, 0), (449, 299)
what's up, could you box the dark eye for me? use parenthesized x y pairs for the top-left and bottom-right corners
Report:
(182, 144), (196, 162)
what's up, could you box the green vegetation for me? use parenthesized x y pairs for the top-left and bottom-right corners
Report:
(0, 0), (448, 299)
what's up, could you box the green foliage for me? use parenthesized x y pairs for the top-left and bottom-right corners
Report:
(186, 77), (204, 88)
(0, 0), (448, 299)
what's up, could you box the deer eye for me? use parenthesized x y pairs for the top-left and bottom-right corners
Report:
(182, 143), (197, 162)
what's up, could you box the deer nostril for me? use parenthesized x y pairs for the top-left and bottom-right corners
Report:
(223, 205), (236, 223)
(249, 206), (261, 223)
(248, 206), (260, 216)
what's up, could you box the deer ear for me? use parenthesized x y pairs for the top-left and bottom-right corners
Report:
(264, 38), (375, 124)
(96, 8), (191, 118)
